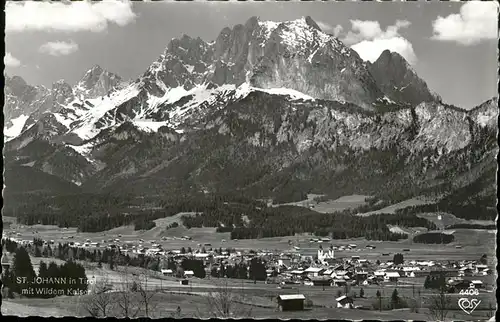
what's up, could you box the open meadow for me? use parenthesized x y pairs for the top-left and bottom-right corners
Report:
(2, 282), (496, 320)
(274, 194), (370, 213)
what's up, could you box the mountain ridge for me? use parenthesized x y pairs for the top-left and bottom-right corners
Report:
(3, 16), (497, 217)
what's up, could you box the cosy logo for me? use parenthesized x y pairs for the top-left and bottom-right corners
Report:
(458, 297), (481, 315)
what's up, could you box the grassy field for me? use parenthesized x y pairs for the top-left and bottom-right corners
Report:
(357, 197), (435, 216)
(417, 212), (496, 229)
(274, 194), (370, 213)
(2, 284), (496, 320)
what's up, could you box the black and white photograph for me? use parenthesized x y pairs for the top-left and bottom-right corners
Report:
(2, 0), (498, 320)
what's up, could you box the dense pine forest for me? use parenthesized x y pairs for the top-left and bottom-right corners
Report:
(6, 186), (487, 241)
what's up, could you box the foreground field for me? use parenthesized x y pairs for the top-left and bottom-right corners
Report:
(2, 285), (495, 320)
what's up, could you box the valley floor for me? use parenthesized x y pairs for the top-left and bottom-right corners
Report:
(2, 210), (496, 320)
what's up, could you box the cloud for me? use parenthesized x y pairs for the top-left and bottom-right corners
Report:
(337, 19), (417, 65)
(6, 0), (136, 33)
(39, 41), (79, 56)
(5, 52), (21, 67)
(431, 1), (498, 45)
(351, 38), (417, 65)
(317, 21), (344, 37)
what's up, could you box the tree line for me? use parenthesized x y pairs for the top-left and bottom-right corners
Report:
(412, 232), (455, 244)
(10, 189), (437, 241)
(187, 206), (438, 241)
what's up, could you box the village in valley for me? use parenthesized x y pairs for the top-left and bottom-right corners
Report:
(1, 217), (496, 319)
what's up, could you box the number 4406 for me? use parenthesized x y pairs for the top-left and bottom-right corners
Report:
(459, 289), (479, 296)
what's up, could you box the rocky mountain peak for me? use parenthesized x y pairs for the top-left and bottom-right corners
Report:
(75, 65), (122, 99)
(136, 15), (386, 111)
(52, 79), (72, 92)
(368, 49), (439, 107)
(244, 16), (260, 29)
(5, 75), (36, 100)
(303, 16), (322, 31)
(469, 97), (498, 130)
(52, 79), (74, 105)
(8, 75), (28, 88)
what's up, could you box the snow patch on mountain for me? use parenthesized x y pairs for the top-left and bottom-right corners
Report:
(280, 18), (331, 51)
(4, 114), (30, 140)
(235, 83), (314, 101)
(259, 88), (315, 101)
(258, 20), (280, 44)
(71, 85), (141, 139)
(132, 120), (170, 133)
(474, 106), (498, 128)
(66, 142), (96, 164)
(53, 112), (74, 129)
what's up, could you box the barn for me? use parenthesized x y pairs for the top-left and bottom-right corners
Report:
(336, 295), (354, 309)
(308, 276), (332, 287)
(277, 294), (306, 311)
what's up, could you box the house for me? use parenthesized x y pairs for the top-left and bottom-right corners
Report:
(405, 271), (416, 278)
(332, 279), (347, 287)
(471, 280), (484, 289)
(324, 257), (343, 265)
(304, 267), (325, 277)
(161, 269), (173, 276)
(308, 276), (332, 287)
(323, 268), (341, 279)
(354, 271), (368, 282)
(290, 270), (306, 279)
(450, 279), (472, 290)
(475, 264), (488, 272)
(481, 268), (491, 276)
(277, 294), (306, 311)
(459, 267), (474, 277)
(184, 270), (195, 278)
(385, 272), (400, 282)
(336, 295), (354, 309)
(365, 276), (379, 285)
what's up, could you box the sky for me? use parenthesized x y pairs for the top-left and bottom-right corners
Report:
(4, 0), (498, 110)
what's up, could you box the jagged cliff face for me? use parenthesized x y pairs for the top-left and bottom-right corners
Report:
(3, 16), (497, 204)
(368, 50), (441, 107)
(61, 91), (495, 199)
(4, 76), (52, 138)
(138, 16), (383, 110)
(4, 66), (124, 142)
(75, 65), (122, 99)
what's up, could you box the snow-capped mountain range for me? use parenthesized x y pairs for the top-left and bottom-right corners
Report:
(3, 16), (498, 204)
